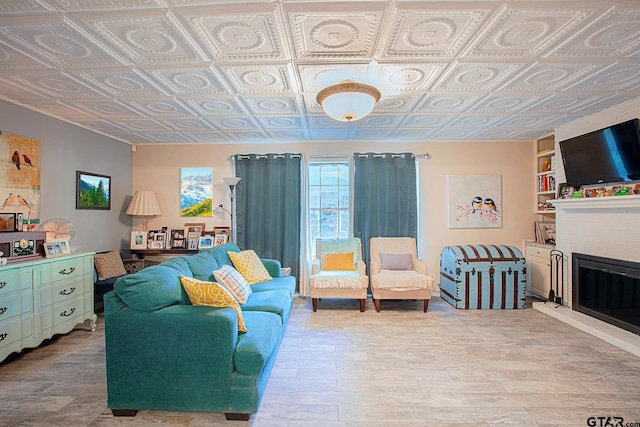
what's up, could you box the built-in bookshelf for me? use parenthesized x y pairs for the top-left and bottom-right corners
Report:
(535, 134), (556, 217)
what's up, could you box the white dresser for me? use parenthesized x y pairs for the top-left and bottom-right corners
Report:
(0, 252), (96, 363)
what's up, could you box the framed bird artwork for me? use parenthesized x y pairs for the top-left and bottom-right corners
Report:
(447, 174), (503, 229)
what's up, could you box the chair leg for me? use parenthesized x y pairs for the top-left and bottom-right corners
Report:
(359, 298), (365, 312)
(111, 409), (137, 417)
(312, 298), (318, 312)
(225, 413), (250, 421)
(423, 299), (429, 313)
(374, 298), (381, 313)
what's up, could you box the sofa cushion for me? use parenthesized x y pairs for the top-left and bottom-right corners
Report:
(379, 253), (413, 270)
(94, 250), (127, 280)
(180, 276), (247, 332)
(234, 311), (281, 375)
(114, 265), (190, 311)
(241, 290), (292, 323)
(199, 243), (240, 268)
(159, 256), (193, 276)
(250, 276), (296, 296)
(228, 250), (272, 285)
(185, 251), (220, 281)
(322, 252), (356, 271)
(213, 264), (252, 304)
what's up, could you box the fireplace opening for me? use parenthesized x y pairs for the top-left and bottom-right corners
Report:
(572, 253), (640, 336)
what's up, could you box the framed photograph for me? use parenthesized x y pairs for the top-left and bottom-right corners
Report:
(147, 229), (162, 248)
(185, 223), (205, 234)
(214, 226), (231, 236)
(130, 231), (147, 250)
(198, 235), (214, 249)
(187, 232), (200, 250)
(535, 221), (556, 245)
(583, 187), (597, 198)
(48, 237), (71, 254)
(0, 213), (17, 232)
(76, 171), (111, 210)
(44, 242), (64, 258)
(16, 213), (23, 231)
(214, 234), (228, 246)
(556, 182), (573, 199)
(633, 183), (640, 195)
(154, 232), (167, 249)
(170, 228), (186, 248)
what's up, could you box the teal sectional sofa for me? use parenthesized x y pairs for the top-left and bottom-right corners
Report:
(103, 243), (295, 421)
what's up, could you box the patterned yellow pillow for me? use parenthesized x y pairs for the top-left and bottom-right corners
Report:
(323, 252), (356, 271)
(228, 250), (272, 285)
(179, 275), (247, 332)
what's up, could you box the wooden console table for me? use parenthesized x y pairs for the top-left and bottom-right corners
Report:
(128, 248), (199, 259)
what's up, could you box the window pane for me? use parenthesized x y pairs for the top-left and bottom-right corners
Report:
(339, 211), (350, 238)
(308, 162), (350, 243)
(309, 166), (320, 185)
(320, 210), (337, 238)
(322, 166), (340, 185)
(310, 186), (320, 209)
(339, 186), (349, 209)
(321, 186), (338, 208)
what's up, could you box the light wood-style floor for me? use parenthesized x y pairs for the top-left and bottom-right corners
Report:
(1, 296), (639, 427)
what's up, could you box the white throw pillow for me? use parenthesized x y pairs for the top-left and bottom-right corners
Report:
(213, 264), (253, 304)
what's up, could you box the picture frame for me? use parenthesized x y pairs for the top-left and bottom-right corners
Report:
(535, 221), (556, 245)
(556, 182), (573, 199)
(0, 213), (17, 232)
(153, 232), (167, 249)
(146, 229), (162, 248)
(187, 232), (200, 250)
(185, 223), (205, 234)
(634, 183), (640, 195)
(214, 226), (231, 236)
(214, 234), (228, 246)
(48, 237), (71, 255)
(16, 213), (23, 231)
(170, 228), (186, 248)
(76, 171), (111, 210)
(44, 242), (64, 258)
(130, 231), (148, 250)
(198, 235), (214, 249)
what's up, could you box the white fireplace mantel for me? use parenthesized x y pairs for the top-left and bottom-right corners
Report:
(550, 196), (640, 210)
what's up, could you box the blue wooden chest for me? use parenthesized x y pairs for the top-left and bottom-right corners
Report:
(440, 245), (526, 309)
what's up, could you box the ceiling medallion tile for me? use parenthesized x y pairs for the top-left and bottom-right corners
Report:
(242, 96), (301, 115)
(70, 99), (146, 118)
(124, 97), (198, 117)
(464, 7), (591, 57)
(351, 129), (392, 140)
(112, 119), (171, 132)
(179, 131), (228, 143)
(223, 130), (269, 141)
(308, 128), (350, 140)
(256, 116), (303, 130)
(0, 18), (123, 67)
(0, 1), (54, 14)
(208, 116), (260, 131)
(288, 5), (383, 59)
(383, 6), (489, 58)
(149, 65), (228, 94)
(297, 63), (372, 92)
(414, 92), (481, 113)
(306, 114), (351, 129)
(433, 62), (523, 91)
(76, 68), (172, 97)
(399, 114), (455, 129)
(0, 43), (50, 70)
(49, 0), (166, 12)
(183, 5), (284, 61)
(499, 62), (600, 92)
(182, 96), (247, 116)
(81, 11), (208, 64)
(268, 130), (308, 141)
(391, 128), (437, 140)
(5, 70), (106, 98)
(221, 63), (292, 93)
(565, 63), (640, 92)
(160, 118), (218, 132)
(551, 8), (640, 57)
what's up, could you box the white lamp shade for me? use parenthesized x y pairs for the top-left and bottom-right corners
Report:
(222, 176), (241, 186)
(125, 190), (162, 216)
(317, 81), (381, 122)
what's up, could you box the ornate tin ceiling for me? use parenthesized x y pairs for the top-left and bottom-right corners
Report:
(0, 0), (639, 144)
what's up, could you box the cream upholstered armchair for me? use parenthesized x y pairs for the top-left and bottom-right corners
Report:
(370, 237), (433, 312)
(309, 238), (368, 312)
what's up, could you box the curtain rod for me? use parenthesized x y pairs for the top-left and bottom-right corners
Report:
(353, 152), (431, 159)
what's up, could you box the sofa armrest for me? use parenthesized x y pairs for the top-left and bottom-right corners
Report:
(261, 258), (282, 278)
(412, 259), (428, 275)
(370, 259), (381, 275)
(357, 259), (366, 275)
(311, 259), (320, 275)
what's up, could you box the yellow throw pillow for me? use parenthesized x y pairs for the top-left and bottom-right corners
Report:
(322, 252), (356, 271)
(179, 275), (247, 332)
(228, 250), (272, 285)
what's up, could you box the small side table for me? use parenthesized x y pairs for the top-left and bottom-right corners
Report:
(281, 267), (291, 277)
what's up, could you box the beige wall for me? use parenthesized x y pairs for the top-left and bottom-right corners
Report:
(134, 139), (534, 284)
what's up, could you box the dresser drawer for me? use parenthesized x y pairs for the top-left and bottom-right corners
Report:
(0, 291), (33, 321)
(38, 257), (89, 284)
(526, 246), (551, 262)
(0, 268), (32, 297)
(40, 298), (84, 332)
(0, 317), (22, 350)
(39, 277), (87, 308)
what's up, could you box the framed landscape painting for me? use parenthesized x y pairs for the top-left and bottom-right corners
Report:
(180, 167), (212, 217)
(76, 171), (111, 210)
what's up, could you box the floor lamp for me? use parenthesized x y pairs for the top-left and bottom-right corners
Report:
(222, 177), (241, 244)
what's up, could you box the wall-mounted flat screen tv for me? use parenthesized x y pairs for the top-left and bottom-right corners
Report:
(559, 118), (640, 187)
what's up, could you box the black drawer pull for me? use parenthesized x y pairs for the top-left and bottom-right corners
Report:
(60, 308), (76, 317)
(59, 287), (76, 296)
(0, 332), (7, 342)
(58, 267), (75, 275)
(0, 281), (6, 289)
(0, 307), (7, 316)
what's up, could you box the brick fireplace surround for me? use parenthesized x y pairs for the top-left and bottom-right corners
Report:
(533, 197), (640, 357)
